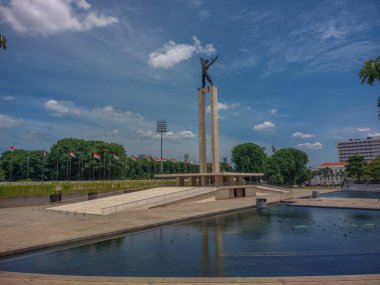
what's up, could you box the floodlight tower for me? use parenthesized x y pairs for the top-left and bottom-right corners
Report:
(157, 120), (167, 173)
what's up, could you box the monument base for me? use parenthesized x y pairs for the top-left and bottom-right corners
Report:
(155, 172), (263, 187)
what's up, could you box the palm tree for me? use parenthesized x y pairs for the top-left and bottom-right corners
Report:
(359, 55), (380, 119)
(0, 34), (6, 50)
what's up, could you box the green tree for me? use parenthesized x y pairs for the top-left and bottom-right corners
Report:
(231, 143), (267, 173)
(345, 154), (366, 182)
(271, 148), (309, 186)
(0, 149), (48, 181)
(359, 55), (380, 119)
(0, 34), (6, 50)
(47, 138), (127, 181)
(367, 155), (380, 181)
(264, 157), (284, 185)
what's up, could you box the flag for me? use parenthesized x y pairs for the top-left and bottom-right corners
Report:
(93, 152), (101, 159)
(9, 145), (14, 152)
(154, 157), (161, 161)
(113, 153), (119, 160)
(171, 158), (178, 163)
(69, 150), (76, 158)
(131, 155), (137, 161)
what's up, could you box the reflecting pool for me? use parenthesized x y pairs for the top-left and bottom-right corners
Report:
(323, 190), (380, 199)
(1, 204), (380, 277)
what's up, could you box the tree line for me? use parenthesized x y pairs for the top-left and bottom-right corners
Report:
(231, 143), (310, 186)
(345, 154), (380, 182)
(2, 138), (377, 184)
(0, 138), (233, 182)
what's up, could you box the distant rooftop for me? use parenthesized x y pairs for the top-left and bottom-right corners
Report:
(320, 162), (347, 167)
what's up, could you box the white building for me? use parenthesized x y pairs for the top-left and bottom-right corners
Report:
(337, 136), (380, 162)
(311, 162), (347, 186)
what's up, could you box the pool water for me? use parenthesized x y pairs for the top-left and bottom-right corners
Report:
(323, 190), (380, 199)
(1, 205), (380, 277)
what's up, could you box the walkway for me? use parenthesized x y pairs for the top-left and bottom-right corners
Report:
(1, 271), (379, 285)
(47, 187), (199, 215)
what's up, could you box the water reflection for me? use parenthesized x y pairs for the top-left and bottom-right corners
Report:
(0, 205), (379, 277)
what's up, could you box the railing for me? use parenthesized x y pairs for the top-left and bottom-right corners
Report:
(101, 185), (217, 215)
(49, 182), (175, 205)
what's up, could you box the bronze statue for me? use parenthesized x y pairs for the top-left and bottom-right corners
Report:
(200, 55), (219, 88)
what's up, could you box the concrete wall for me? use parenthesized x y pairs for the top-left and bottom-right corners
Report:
(215, 186), (257, 200)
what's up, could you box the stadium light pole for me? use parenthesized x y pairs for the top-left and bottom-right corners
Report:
(157, 120), (167, 174)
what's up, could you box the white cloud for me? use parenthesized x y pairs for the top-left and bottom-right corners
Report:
(297, 142), (323, 150)
(269, 108), (277, 115)
(253, 121), (275, 131)
(44, 99), (143, 122)
(357, 128), (370, 132)
(138, 129), (196, 140)
(368, 133), (380, 137)
(92, 106), (144, 122)
(148, 36), (216, 69)
(0, 114), (22, 127)
(2, 95), (15, 101)
(207, 102), (240, 113)
(45, 99), (82, 116)
(292, 131), (315, 139)
(0, 0), (118, 35)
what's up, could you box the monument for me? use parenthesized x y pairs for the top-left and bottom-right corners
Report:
(155, 55), (263, 188)
(198, 55), (219, 174)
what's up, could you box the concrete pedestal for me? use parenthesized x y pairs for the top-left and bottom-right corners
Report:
(198, 89), (207, 173)
(198, 86), (219, 174)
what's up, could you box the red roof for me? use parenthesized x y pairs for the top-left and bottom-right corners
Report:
(320, 162), (347, 167)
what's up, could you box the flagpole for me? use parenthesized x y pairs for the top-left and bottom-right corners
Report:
(66, 154), (69, 181)
(26, 153), (30, 180)
(77, 158), (80, 181)
(69, 155), (71, 181)
(89, 154), (91, 181)
(10, 149), (13, 182)
(41, 152), (45, 182)
(56, 155), (59, 181)
(103, 156), (106, 181)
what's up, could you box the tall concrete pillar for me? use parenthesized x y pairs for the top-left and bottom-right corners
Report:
(210, 86), (220, 173)
(198, 88), (207, 173)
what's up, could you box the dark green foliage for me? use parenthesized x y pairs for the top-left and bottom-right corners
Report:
(0, 33), (6, 50)
(0, 138), (201, 182)
(366, 155), (380, 181)
(346, 154), (366, 181)
(270, 148), (309, 186)
(264, 158), (284, 185)
(358, 55), (380, 119)
(231, 143), (267, 173)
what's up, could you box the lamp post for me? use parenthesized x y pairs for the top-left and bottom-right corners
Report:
(184, 153), (189, 173)
(157, 120), (167, 174)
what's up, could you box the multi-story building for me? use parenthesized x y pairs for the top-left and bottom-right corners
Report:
(336, 136), (380, 162)
(310, 162), (347, 186)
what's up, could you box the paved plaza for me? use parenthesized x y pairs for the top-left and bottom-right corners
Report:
(1, 187), (380, 284)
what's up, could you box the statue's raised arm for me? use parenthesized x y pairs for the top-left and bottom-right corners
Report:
(209, 55), (219, 66)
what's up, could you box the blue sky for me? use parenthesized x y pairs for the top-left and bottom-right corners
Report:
(0, 0), (379, 167)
